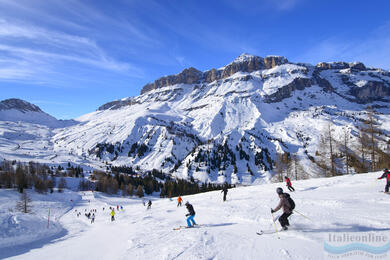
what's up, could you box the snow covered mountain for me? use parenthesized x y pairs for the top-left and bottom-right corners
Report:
(1, 54), (390, 184)
(0, 99), (75, 128)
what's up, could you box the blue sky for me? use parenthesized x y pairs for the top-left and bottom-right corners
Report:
(0, 0), (389, 119)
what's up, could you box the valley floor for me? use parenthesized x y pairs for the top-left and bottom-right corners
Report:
(1, 172), (389, 259)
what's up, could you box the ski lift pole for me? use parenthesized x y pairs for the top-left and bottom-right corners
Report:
(293, 209), (312, 221)
(271, 211), (280, 239)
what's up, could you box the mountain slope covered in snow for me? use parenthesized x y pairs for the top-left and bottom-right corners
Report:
(1, 54), (390, 183)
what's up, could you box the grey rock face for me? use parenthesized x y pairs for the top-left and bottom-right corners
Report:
(316, 62), (350, 70)
(349, 81), (390, 103)
(264, 78), (312, 103)
(141, 67), (202, 95)
(0, 98), (42, 113)
(264, 55), (288, 69)
(140, 54), (289, 94)
(97, 99), (141, 111)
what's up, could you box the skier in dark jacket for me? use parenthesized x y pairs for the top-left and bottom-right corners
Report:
(147, 200), (152, 210)
(185, 201), (197, 227)
(271, 187), (293, 230)
(285, 176), (295, 192)
(221, 184), (228, 202)
(378, 168), (390, 193)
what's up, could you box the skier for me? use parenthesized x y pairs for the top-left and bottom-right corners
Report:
(177, 196), (183, 207)
(117, 205), (119, 211)
(221, 183), (228, 202)
(285, 176), (295, 192)
(111, 209), (115, 221)
(185, 201), (197, 227)
(271, 187), (293, 230)
(378, 168), (390, 193)
(147, 200), (152, 210)
(91, 213), (95, 224)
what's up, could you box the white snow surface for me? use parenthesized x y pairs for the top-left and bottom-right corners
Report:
(1, 172), (389, 259)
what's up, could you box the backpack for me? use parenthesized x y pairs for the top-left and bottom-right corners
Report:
(284, 193), (295, 210)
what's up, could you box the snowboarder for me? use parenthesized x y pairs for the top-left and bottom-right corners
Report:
(285, 176), (295, 192)
(91, 213), (95, 224)
(147, 200), (152, 210)
(378, 168), (390, 193)
(185, 201), (197, 227)
(177, 196), (183, 207)
(111, 209), (115, 221)
(271, 187), (293, 230)
(221, 183), (228, 202)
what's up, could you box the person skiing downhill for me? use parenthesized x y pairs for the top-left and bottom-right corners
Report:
(271, 187), (293, 230)
(221, 183), (228, 202)
(185, 201), (197, 227)
(285, 176), (295, 192)
(177, 196), (183, 207)
(147, 200), (152, 210)
(91, 213), (95, 224)
(378, 168), (390, 193)
(111, 209), (115, 221)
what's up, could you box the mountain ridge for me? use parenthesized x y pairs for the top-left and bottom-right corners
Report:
(1, 54), (390, 184)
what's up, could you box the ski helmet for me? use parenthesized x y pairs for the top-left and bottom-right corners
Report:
(185, 201), (189, 205)
(276, 187), (283, 194)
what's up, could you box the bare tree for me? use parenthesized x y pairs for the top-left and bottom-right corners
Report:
(364, 108), (382, 171)
(16, 191), (32, 213)
(273, 152), (289, 182)
(58, 177), (67, 193)
(136, 185), (144, 198)
(338, 127), (351, 175)
(316, 121), (337, 177)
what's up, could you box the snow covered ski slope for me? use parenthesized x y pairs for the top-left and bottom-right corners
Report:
(1, 172), (390, 259)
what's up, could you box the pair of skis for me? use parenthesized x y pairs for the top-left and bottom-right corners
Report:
(173, 224), (203, 230)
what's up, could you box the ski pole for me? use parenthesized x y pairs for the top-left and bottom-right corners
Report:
(293, 209), (313, 221)
(271, 211), (280, 239)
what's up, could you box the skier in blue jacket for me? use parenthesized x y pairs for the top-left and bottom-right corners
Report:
(185, 201), (197, 227)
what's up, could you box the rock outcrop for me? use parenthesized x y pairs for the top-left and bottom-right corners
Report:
(264, 78), (311, 103)
(140, 54), (289, 95)
(0, 98), (42, 113)
(349, 81), (390, 103)
(141, 67), (203, 94)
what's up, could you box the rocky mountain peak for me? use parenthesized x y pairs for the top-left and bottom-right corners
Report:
(140, 54), (290, 95)
(231, 53), (261, 64)
(0, 98), (42, 113)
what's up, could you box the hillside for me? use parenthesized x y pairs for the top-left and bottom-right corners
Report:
(1, 54), (390, 183)
(1, 172), (389, 259)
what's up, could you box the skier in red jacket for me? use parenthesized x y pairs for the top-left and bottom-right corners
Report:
(285, 176), (295, 192)
(378, 168), (390, 193)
